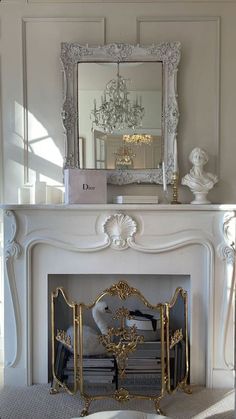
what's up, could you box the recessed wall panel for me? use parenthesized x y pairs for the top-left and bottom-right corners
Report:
(23, 18), (105, 186)
(137, 17), (220, 177)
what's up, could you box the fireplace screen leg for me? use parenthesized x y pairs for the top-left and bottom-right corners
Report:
(49, 380), (61, 394)
(154, 397), (165, 416)
(80, 397), (91, 417)
(178, 380), (192, 395)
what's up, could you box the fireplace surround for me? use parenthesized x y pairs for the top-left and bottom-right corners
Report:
(2, 204), (235, 388)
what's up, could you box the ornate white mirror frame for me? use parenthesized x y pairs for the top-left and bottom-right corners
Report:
(60, 42), (181, 185)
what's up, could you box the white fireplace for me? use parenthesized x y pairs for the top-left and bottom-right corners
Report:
(2, 204), (235, 388)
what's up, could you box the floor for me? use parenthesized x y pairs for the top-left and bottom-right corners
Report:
(0, 383), (234, 419)
(0, 357), (234, 419)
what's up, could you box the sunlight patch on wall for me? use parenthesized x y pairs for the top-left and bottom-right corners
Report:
(28, 111), (48, 139)
(28, 111), (63, 167)
(29, 136), (63, 167)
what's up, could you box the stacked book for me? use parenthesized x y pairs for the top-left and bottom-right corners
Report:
(119, 341), (163, 388)
(61, 339), (186, 389)
(129, 340), (163, 358)
(64, 355), (116, 385)
(118, 340), (186, 389)
(82, 356), (115, 384)
(121, 358), (162, 387)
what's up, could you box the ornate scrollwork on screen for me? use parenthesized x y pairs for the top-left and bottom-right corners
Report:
(105, 280), (138, 300)
(170, 328), (183, 349)
(99, 323), (144, 377)
(56, 329), (72, 349)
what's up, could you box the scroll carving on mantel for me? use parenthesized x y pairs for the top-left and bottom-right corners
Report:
(4, 210), (22, 367)
(217, 211), (236, 369)
(103, 213), (137, 250)
(217, 211), (236, 263)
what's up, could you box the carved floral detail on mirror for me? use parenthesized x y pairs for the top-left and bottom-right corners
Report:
(60, 42), (181, 184)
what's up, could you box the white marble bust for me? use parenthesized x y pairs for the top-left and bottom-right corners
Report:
(181, 147), (218, 204)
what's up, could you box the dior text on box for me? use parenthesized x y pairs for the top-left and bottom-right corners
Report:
(64, 169), (107, 204)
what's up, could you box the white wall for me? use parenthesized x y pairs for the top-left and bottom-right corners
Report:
(0, 1), (236, 203)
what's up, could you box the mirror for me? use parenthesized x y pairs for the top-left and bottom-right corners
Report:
(61, 43), (181, 184)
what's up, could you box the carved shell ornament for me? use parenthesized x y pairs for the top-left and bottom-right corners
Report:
(103, 213), (137, 250)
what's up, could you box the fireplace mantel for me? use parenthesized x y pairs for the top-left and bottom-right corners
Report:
(2, 204), (235, 388)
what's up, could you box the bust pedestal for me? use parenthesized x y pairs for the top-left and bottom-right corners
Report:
(190, 191), (211, 205)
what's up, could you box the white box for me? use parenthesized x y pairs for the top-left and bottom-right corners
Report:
(64, 169), (107, 204)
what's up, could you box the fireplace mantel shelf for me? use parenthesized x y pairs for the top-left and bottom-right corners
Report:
(1, 203), (236, 211)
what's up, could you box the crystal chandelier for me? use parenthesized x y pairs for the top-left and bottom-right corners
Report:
(123, 133), (153, 145)
(91, 63), (144, 133)
(114, 145), (136, 168)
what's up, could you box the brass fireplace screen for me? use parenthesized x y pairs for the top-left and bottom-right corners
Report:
(50, 281), (191, 416)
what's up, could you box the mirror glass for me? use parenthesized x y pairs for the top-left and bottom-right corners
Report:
(78, 62), (163, 170)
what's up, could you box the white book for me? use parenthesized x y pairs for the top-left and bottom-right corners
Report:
(113, 195), (159, 204)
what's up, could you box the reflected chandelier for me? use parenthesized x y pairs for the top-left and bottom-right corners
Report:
(114, 145), (136, 168)
(91, 63), (144, 133)
(123, 133), (153, 145)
